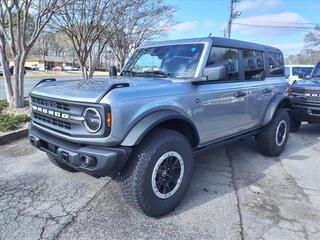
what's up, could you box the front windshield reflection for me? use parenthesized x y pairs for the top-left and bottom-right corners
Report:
(123, 44), (204, 78)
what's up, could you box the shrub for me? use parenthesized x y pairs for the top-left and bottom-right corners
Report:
(0, 100), (8, 113)
(0, 98), (29, 112)
(0, 114), (30, 132)
(24, 99), (30, 107)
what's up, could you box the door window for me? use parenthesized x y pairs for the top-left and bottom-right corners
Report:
(243, 50), (265, 80)
(267, 51), (284, 76)
(207, 47), (239, 81)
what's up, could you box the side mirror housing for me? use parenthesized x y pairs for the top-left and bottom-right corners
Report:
(109, 66), (117, 77)
(298, 73), (308, 79)
(203, 64), (227, 81)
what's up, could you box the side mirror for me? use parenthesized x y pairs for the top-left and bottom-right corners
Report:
(298, 73), (308, 79)
(203, 64), (228, 81)
(109, 66), (117, 77)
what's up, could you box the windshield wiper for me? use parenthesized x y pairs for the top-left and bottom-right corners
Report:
(142, 70), (170, 78)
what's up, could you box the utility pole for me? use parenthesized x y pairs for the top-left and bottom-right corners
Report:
(226, 0), (241, 38)
(42, 34), (46, 72)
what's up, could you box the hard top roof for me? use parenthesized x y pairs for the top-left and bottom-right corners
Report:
(140, 37), (282, 53)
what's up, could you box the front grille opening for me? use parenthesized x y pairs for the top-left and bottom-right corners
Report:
(34, 112), (71, 130)
(312, 110), (320, 115)
(31, 96), (70, 111)
(306, 96), (320, 102)
(56, 102), (69, 111)
(39, 140), (57, 154)
(40, 139), (49, 150)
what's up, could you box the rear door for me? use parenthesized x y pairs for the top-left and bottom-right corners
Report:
(244, 50), (284, 127)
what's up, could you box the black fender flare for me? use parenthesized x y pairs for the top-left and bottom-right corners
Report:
(120, 110), (199, 147)
(262, 94), (292, 126)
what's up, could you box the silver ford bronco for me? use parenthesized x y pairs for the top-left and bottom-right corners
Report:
(29, 37), (291, 217)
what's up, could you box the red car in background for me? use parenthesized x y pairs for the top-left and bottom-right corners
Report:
(52, 66), (63, 71)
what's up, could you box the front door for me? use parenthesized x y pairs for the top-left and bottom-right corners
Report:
(198, 46), (249, 143)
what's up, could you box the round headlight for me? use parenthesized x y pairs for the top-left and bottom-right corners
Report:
(83, 108), (102, 133)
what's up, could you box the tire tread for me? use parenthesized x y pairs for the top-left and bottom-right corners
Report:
(119, 128), (193, 216)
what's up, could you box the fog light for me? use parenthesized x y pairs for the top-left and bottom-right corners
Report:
(80, 156), (97, 168)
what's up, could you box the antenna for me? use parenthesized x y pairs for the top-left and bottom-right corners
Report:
(208, 33), (212, 37)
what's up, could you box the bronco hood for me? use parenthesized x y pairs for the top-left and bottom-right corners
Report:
(31, 77), (172, 103)
(292, 79), (320, 89)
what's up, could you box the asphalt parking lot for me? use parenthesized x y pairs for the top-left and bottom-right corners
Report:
(0, 124), (319, 240)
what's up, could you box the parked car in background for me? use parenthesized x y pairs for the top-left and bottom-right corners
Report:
(285, 65), (314, 84)
(29, 37), (291, 217)
(290, 61), (320, 131)
(52, 66), (63, 71)
(31, 64), (45, 71)
(64, 66), (79, 71)
(0, 66), (26, 76)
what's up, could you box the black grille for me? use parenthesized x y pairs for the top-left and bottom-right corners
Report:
(312, 110), (320, 115)
(306, 95), (320, 102)
(33, 112), (71, 130)
(31, 96), (70, 111)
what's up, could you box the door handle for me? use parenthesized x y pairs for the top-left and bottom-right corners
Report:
(234, 91), (247, 98)
(263, 88), (272, 94)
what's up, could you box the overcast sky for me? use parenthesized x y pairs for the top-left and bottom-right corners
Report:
(165, 0), (320, 57)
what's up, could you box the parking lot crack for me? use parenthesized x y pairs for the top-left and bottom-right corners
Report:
(226, 146), (245, 240)
(53, 178), (112, 240)
(276, 157), (312, 203)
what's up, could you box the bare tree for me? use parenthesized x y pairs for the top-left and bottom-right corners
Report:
(108, 0), (175, 69)
(52, 0), (121, 79)
(305, 25), (320, 50)
(88, 35), (109, 78)
(31, 31), (76, 60)
(0, 0), (67, 109)
(284, 27), (320, 65)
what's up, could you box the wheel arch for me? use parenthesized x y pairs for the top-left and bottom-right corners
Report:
(262, 95), (292, 126)
(120, 111), (200, 147)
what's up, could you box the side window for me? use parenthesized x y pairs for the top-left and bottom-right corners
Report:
(242, 49), (265, 80)
(267, 51), (284, 76)
(207, 47), (239, 81)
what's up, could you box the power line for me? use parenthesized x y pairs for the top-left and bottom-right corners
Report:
(236, 21), (318, 26)
(233, 22), (316, 30)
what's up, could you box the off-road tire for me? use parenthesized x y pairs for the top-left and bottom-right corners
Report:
(47, 153), (78, 172)
(257, 109), (290, 157)
(119, 128), (194, 217)
(290, 111), (301, 132)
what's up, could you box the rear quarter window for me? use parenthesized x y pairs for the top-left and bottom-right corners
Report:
(266, 51), (284, 77)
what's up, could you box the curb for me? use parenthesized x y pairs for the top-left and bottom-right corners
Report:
(0, 128), (28, 145)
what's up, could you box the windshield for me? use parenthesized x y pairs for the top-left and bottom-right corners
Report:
(123, 44), (204, 78)
(292, 67), (313, 77)
(312, 63), (320, 77)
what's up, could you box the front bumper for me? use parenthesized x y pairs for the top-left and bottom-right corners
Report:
(291, 100), (320, 123)
(28, 123), (132, 178)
